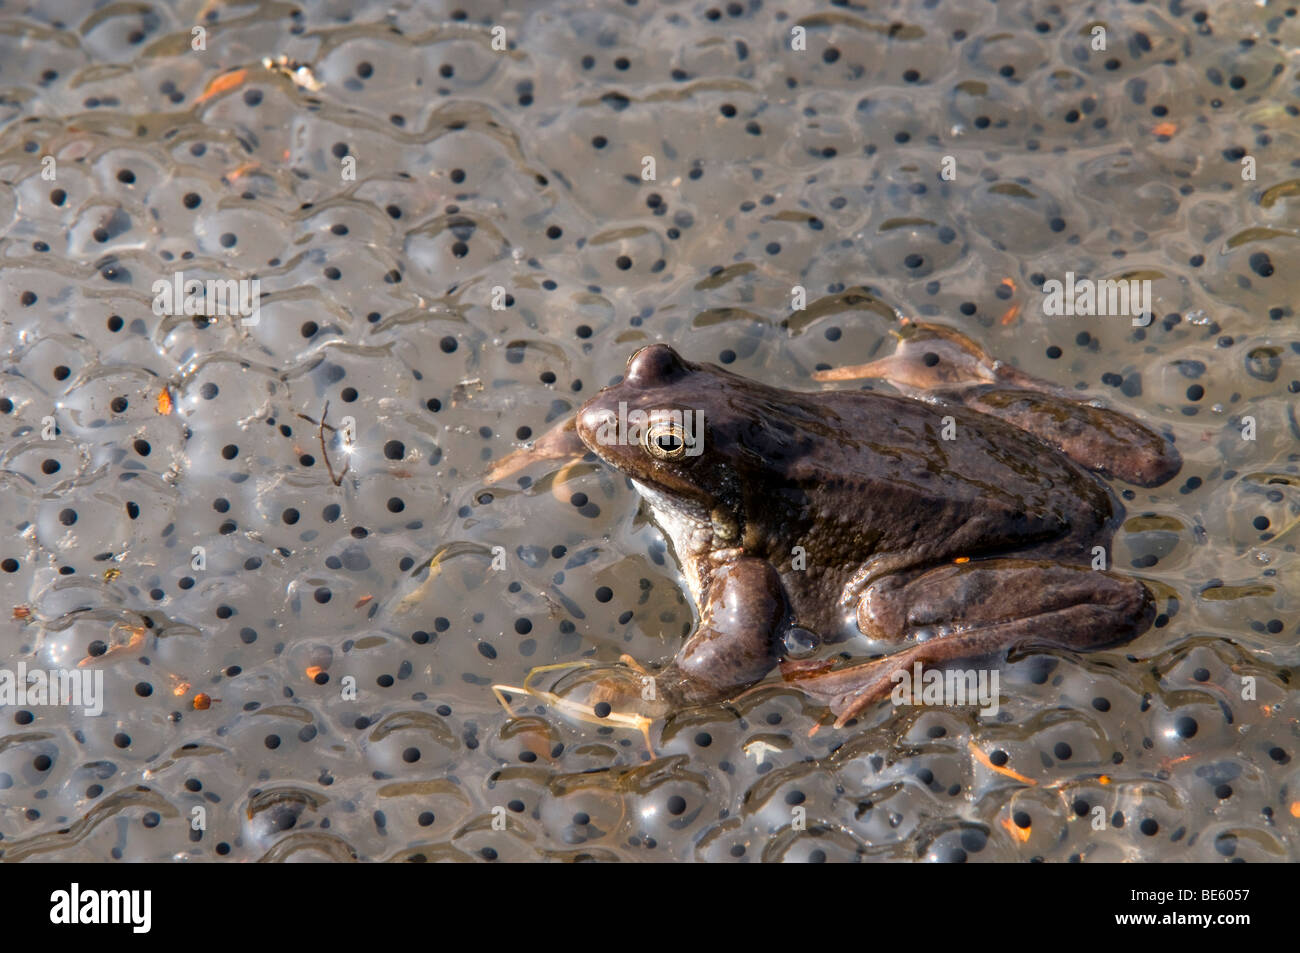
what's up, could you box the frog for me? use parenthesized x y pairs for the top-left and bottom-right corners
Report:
(506, 321), (1181, 729)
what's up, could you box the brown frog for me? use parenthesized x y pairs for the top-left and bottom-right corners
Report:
(504, 321), (1180, 728)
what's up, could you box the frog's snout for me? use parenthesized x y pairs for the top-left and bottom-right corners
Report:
(575, 398), (622, 456)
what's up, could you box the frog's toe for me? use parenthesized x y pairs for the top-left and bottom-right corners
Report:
(781, 657), (897, 727)
(587, 668), (671, 721)
(517, 660), (671, 725)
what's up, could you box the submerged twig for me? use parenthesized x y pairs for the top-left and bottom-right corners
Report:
(298, 400), (350, 487)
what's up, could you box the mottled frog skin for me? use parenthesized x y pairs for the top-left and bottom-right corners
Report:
(570, 323), (1181, 726)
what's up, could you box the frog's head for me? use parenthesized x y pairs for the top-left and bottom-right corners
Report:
(577, 345), (719, 503)
(576, 344), (797, 557)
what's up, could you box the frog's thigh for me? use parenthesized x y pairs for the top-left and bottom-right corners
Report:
(812, 559), (1153, 725)
(657, 557), (786, 705)
(859, 558), (1152, 646)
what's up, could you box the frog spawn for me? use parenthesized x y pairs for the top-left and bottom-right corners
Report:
(1, 0), (1298, 863)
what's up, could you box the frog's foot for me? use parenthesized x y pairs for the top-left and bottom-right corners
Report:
(495, 558), (786, 746)
(787, 558), (1154, 728)
(493, 660), (668, 754)
(483, 415), (585, 485)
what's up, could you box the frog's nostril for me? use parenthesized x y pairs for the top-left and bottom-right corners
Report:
(627, 343), (687, 384)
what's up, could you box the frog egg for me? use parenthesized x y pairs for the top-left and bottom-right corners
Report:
(448, 818), (540, 863)
(622, 776), (713, 851)
(692, 818), (757, 861)
(0, 737), (62, 791)
(255, 834), (361, 863)
(745, 767), (840, 838)
(241, 786), (326, 850)
(1192, 824), (1289, 862)
(481, 712), (573, 774)
(540, 662), (671, 725)
(367, 778), (475, 846)
(657, 706), (746, 758)
(1142, 673), (1238, 758)
(483, 767), (548, 827)
(764, 826), (869, 863)
(921, 824), (994, 863)
(987, 789), (1071, 859)
(284, 642), (335, 684)
(358, 709), (459, 775)
(1114, 514), (1189, 574)
(534, 789), (625, 849)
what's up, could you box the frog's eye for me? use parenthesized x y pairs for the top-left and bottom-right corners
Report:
(643, 420), (688, 460)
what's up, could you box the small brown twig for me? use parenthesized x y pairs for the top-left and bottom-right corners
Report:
(295, 412), (336, 433)
(298, 400), (350, 487)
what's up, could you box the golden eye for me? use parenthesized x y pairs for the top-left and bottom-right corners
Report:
(643, 420), (687, 460)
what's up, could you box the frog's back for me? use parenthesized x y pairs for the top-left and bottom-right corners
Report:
(736, 384), (1117, 568)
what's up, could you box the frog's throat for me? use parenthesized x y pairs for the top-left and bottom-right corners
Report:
(630, 478), (717, 607)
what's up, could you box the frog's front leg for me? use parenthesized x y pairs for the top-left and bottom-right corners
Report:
(785, 558), (1153, 727)
(656, 557), (787, 706)
(483, 415), (586, 484)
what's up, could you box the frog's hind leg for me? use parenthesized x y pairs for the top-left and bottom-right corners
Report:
(814, 321), (1180, 487)
(957, 388), (1181, 487)
(784, 558), (1154, 728)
